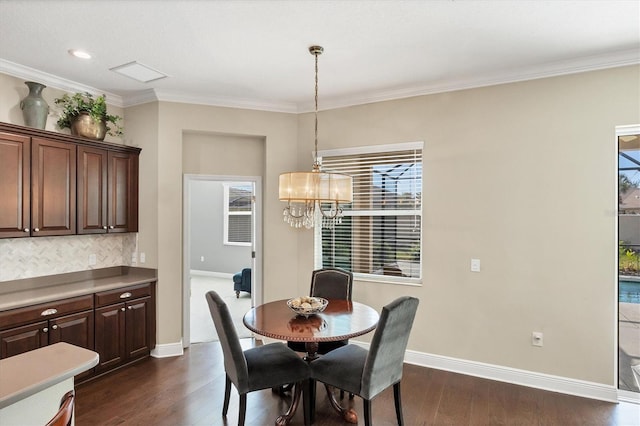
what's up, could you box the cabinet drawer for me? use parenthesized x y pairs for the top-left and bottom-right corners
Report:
(0, 294), (93, 330)
(95, 283), (151, 307)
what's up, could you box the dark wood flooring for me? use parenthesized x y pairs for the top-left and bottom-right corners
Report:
(76, 339), (640, 425)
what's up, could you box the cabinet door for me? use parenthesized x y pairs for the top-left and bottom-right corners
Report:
(77, 146), (108, 234)
(49, 310), (95, 350)
(108, 151), (138, 233)
(31, 137), (76, 236)
(125, 296), (151, 360)
(0, 321), (48, 359)
(94, 303), (126, 373)
(0, 132), (30, 238)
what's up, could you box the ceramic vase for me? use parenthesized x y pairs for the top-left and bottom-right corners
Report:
(20, 81), (49, 129)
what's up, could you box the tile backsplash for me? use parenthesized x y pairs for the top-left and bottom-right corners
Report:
(0, 234), (136, 281)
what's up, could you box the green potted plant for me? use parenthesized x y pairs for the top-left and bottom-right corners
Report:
(54, 92), (123, 140)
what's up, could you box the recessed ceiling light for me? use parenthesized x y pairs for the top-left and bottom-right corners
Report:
(68, 49), (91, 59)
(110, 61), (168, 83)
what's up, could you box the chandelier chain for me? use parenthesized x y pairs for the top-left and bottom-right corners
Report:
(313, 49), (319, 169)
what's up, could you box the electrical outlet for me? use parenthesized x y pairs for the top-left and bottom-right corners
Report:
(88, 254), (97, 266)
(200, 256), (205, 262)
(471, 258), (481, 272)
(532, 331), (543, 347)
(132, 252), (137, 263)
(140, 252), (146, 263)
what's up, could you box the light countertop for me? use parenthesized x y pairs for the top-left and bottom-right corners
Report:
(0, 266), (157, 312)
(0, 342), (99, 409)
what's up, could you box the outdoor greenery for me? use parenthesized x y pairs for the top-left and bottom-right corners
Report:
(54, 92), (123, 137)
(619, 240), (640, 276)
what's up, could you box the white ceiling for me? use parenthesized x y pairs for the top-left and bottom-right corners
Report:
(0, 0), (638, 113)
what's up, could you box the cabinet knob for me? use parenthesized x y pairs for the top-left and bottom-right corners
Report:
(128, 306), (133, 310)
(52, 324), (58, 330)
(34, 228), (39, 232)
(42, 327), (48, 333)
(109, 225), (115, 229)
(103, 226), (108, 230)
(23, 228), (29, 232)
(121, 307), (126, 312)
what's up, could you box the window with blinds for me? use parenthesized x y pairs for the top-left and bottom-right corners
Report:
(224, 183), (253, 245)
(316, 142), (423, 282)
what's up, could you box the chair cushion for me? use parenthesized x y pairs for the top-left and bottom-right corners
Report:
(243, 343), (310, 392)
(310, 344), (368, 396)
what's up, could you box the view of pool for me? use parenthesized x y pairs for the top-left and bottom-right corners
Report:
(620, 279), (640, 304)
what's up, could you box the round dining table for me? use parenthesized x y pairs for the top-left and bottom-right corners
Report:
(243, 298), (379, 425)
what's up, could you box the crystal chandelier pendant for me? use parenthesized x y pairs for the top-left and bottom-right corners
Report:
(278, 46), (353, 229)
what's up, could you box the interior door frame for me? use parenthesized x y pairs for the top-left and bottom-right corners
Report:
(182, 174), (263, 348)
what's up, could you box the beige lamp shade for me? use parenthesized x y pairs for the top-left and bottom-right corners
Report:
(279, 171), (353, 203)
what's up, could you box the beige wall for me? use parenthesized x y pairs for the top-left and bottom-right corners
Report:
(148, 102), (299, 346)
(295, 65), (640, 385)
(1, 65), (639, 387)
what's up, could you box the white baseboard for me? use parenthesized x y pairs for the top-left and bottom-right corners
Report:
(351, 340), (618, 403)
(154, 336), (632, 404)
(151, 340), (184, 358)
(190, 270), (234, 279)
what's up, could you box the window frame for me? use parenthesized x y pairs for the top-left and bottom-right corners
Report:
(223, 182), (253, 247)
(314, 141), (424, 285)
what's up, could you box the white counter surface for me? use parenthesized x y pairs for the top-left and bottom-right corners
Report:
(0, 342), (98, 409)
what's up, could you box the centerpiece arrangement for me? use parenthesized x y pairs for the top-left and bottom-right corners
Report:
(287, 296), (328, 317)
(54, 92), (123, 140)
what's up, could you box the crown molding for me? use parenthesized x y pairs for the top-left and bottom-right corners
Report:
(148, 89), (299, 113)
(301, 48), (640, 112)
(2, 48), (638, 113)
(0, 59), (125, 108)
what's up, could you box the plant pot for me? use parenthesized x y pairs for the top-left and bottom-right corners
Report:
(70, 112), (107, 141)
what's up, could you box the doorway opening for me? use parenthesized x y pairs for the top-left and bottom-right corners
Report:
(182, 174), (262, 348)
(617, 125), (640, 397)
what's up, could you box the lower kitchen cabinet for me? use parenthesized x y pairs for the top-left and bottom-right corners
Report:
(0, 295), (94, 359)
(94, 283), (155, 374)
(0, 280), (156, 382)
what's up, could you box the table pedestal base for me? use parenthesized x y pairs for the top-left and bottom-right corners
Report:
(324, 385), (358, 424)
(275, 382), (303, 426)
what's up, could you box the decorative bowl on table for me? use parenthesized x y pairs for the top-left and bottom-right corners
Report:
(287, 296), (328, 317)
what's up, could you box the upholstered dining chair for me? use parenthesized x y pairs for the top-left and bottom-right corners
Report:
(287, 267), (353, 355)
(205, 290), (310, 426)
(45, 390), (75, 426)
(310, 296), (419, 426)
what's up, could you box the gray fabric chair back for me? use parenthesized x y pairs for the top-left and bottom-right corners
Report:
(205, 290), (250, 392)
(361, 296), (419, 399)
(310, 268), (353, 300)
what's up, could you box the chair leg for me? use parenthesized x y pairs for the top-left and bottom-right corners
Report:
(236, 290), (240, 298)
(393, 382), (404, 426)
(363, 398), (372, 426)
(239, 393), (247, 426)
(223, 375), (232, 416)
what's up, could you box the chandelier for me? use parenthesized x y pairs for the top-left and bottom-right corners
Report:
(279, 45), (353, 229)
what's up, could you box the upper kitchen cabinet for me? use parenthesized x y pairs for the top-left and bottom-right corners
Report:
(0, 122), (141, 239)
(31, 137), (77, 236)
(77, 147), (139, 234)
(0, 132), (30, 238)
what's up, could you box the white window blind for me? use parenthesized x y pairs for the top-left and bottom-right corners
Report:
(316, 142), (423, 282)
(224, 183), (253, 245)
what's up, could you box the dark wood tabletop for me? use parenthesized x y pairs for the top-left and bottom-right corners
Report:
(244, 299), (379, 425)
(243, 299), (379, 344)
